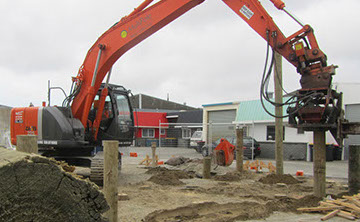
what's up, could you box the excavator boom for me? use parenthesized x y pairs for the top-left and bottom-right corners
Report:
(71, 0), (205, 127)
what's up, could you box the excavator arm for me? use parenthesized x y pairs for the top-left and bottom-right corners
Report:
(69, 0), (341, 139)
(70, 0), (205, 129)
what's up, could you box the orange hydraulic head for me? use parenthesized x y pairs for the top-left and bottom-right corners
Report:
(214, 138), (235, 166)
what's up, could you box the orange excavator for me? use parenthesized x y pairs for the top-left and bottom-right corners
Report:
(11, 0), (341, 182)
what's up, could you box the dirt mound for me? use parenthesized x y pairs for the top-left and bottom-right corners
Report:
(267, 195), (322, 213)
(145, 167), (172, 174)
(144, 201), (272, 222)
(213, 170), (255, 181)
(259, 174), (300, 185)
(165, 156), (190, 166)
(147, 168), (194, 186)
(143, 195), (322, 221)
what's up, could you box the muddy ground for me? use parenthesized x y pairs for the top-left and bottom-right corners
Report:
(113, 158), (349, 222)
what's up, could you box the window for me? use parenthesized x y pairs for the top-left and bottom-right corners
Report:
(266, 126), (285, 141)
(116, 94), (131, 122)
(142, 128), (155, 138)
(160, 128), (166, 135)
(182, 128), (191, 139)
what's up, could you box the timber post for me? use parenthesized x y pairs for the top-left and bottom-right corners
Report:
(313, 130), (326, 197)
(103, 140), (119, 222)
(274, 51), (284, 175)
(348, 145), (360, 195)
(151, 142), (157, 167)
(236, 127), (244, 172)
(203, 157), (211, 179)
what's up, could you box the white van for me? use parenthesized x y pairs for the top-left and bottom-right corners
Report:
(190, 130), (203, 149)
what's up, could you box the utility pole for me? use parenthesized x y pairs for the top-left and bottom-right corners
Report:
(274, 51), (284, 175)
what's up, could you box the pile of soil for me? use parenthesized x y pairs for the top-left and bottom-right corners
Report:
(266, 195), (322, 213)
(213, 170), (255, 181)
(259, 174), (300, 185)
(165, 156), (190, 166)
(144, 201), (272, 222)
(145, 167), (172, 174)
(143, 195), (322, 221)
(147, 168), (194, 186)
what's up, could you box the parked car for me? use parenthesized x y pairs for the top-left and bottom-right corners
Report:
(190, 131), (204, 152)
(200, 136), (261, 159)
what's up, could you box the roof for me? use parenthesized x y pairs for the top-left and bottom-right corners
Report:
(235, 99), (289, 123)
(167, 110), (203, 123)
(202, 102), (236, 107)
(132, 94), (198, 110)
(133, 111), (168, 128)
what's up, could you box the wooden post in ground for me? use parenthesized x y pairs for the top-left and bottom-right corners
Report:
(151, 142), (157, 167)
(103, 140), (119, 222)
(16, 135), (38, 154)
(348, 145), (360, 195)
(203, 157), (211, 179)
(274, 51), (284, 175)
(313, 130), (326, 197)
(236, 127), (244, 172)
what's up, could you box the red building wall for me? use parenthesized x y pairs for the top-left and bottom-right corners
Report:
(133, 111), (168, 138)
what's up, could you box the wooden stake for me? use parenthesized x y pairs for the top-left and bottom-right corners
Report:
(103, 140), (119, 222)
(337, 211), (356, 220)
(349, 145), (360, 195)
(235, 127), (244, 172)
(321, 209), (340, 221)
(16, 135), (38, 154)
(313, 130), (326, 197)
(151, 142), (157, 167)
(274, 51), (284, 175)
(203, 157), (211, 179)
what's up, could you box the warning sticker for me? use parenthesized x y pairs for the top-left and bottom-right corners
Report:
(240, 5), (254, 20)
(15, 112), (23, 124)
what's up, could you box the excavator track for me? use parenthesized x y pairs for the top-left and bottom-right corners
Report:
(90, 151), (122, 186)
(90, 152), (104, 186)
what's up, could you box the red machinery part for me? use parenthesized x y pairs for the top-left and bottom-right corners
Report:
(214, 138), (235, 166)
(11, 107), (39, 145)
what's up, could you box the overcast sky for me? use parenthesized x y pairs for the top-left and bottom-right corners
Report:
(1, 0), (359, 108)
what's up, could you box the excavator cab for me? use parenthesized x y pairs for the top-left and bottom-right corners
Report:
(88, 83), (135, 146)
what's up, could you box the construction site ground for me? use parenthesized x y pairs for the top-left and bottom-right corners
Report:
(85, 147), (351, 222)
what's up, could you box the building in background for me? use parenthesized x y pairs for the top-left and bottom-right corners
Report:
(133, 111), (168, 147)
(201, 98), (341, 161)
(131, 93), (198, 111)
(202, 102), (239, 144)
(131, 94), (202, 147)
(164, 110), (203, 147)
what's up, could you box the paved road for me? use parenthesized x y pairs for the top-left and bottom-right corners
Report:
(122, 146), (348, 180)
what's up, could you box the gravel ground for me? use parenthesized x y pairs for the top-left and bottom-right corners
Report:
(113, 147), (351, 222)
(124, 146), (348, 179)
